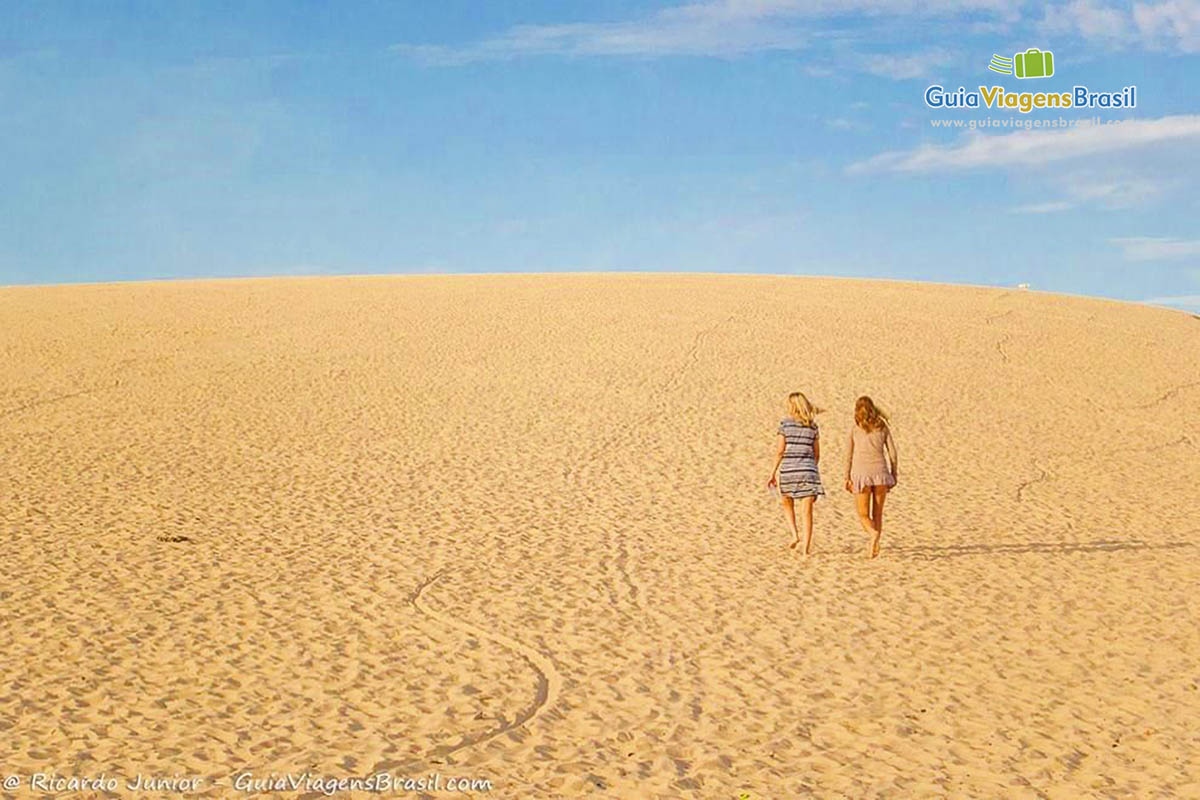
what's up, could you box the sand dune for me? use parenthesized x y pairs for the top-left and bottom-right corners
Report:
(1, 274), (1197, 798)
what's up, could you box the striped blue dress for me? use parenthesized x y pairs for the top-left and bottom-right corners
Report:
(778, 419), (825, 499)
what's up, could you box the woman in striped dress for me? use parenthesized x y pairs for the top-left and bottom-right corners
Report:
(767, 392), (826, 554)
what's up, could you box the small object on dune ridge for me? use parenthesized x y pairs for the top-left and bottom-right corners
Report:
(1017, 283), (1031, 290)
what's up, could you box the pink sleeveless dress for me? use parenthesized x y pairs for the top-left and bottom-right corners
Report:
(846, 425), (896, 492)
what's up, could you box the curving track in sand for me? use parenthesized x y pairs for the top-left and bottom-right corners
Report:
(401, 570), (563, 770)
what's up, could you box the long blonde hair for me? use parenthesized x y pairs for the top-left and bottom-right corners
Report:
(786, 392), (823, 427)
(854, 395), (890, 432)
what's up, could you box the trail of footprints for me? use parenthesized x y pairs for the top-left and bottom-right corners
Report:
(567, 312), (739, 615)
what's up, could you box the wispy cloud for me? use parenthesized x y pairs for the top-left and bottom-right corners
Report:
(848, 115), (1200, 173)
(1065, 174), (1170, 207)
(1042, 0), (1200, 53)
(1110, 236), (1200, 261)
(1042, 0), (1131, 43)
(857, 49), (956, 79)
(392, 0), (1199, 65)
(393, 0), (1009, 64)
(394, 20), (808, 64)
(825, 116), (871, 131)
(1012, 174), (1170, 213)
(1011, 200), (1074, 213)
(1134, 0), (1200, 51)
(394, 3), (813, 64)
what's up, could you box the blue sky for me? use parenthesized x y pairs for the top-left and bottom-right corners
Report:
(2, 1), (1198, 309)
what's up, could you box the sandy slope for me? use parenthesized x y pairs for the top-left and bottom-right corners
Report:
(1, 274), (1197, 799)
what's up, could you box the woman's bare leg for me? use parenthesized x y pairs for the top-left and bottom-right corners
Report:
(800, 496), (815, 556)
(854, 489), (873, 556)
(854, 490), (875, 536)
(869, 486), (888, 558)
(780, 495), (800, 548)
(870, 486), (888, 533)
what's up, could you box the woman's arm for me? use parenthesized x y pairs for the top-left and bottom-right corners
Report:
(843, 430), (854, 491)
(767, 433), (786, 487)
(886, 427), (899, 479)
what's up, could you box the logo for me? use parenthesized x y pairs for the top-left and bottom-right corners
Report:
(989, 48), (1055, 79)
(923, 48), (1135, 113)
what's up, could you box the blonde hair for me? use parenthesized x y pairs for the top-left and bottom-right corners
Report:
(786, 392), (823, 427)
(854, 396), (890, 432)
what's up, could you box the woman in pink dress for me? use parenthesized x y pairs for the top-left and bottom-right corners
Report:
(843, 396), (898, 559)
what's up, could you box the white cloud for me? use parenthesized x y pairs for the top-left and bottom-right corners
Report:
(826, 116), (871, 131)
(1043, 0), (1130, 42)
(848, 115), (1200, 173)
(393, 19), (808, 64)
(857, 49), (956, 79)
(1110, 237), (1200, 261)
(1013, 174), (1170, 213)
(1011, 200), (1075, 213)
(1134, 0), (1200, 51)
(394, 0), (1010, 63)
(1041, 0), (1200, 52)
(803, 64), (838, 77)
(393, 0), (1198, 64)
(1064, 175), (1168, 207)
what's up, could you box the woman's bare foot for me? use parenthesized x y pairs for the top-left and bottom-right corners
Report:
(789, 537), (801, 549)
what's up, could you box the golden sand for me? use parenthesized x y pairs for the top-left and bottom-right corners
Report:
(2, 274), (1197, 798)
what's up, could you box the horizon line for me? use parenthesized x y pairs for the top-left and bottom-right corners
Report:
(2, 270), (1196, 316)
